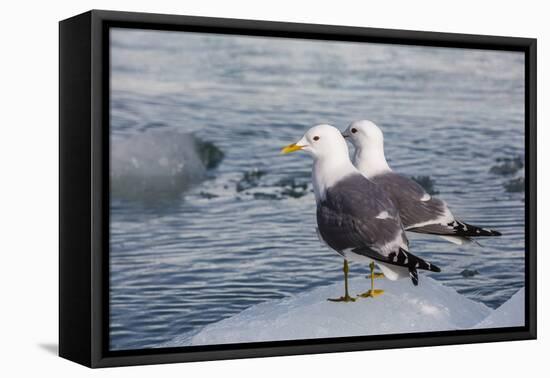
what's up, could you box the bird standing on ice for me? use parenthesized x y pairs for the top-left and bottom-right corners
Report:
(281, 124), (440, 302)
(342, 120), (501, 245)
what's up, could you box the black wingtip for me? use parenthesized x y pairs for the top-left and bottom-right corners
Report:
(457, 221), (502, 237)
(409, 269), (419, 286)
(479, 227), (502, 236)
(429, 263), (442, 273)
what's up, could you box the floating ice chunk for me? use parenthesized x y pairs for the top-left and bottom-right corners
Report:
(111, 129), (223, 199)
(475, 287), (525, 329)
(165, 276), (493, 347)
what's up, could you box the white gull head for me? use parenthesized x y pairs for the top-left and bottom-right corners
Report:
(281, 124), (358, 202)
(342, 120), (392, 178)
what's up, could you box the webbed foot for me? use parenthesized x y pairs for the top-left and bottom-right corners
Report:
(327, 295), (357, 303)
(357, 289), (384, 298)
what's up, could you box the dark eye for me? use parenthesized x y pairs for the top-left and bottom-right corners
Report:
(313, 136), (320, 141)
(351, 128), (357, 134)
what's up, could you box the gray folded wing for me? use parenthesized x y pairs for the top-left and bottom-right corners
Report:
(316, 174), (408, 264)
(316, 174), (441, 285)
(370, 172), (455, 231)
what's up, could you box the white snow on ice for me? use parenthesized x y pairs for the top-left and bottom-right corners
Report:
(163, 276), (523, 347)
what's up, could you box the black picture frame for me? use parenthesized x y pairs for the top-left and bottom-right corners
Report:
(59, 9), (537, 368)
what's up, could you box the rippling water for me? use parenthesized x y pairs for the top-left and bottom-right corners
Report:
(109, 28), (525, 351)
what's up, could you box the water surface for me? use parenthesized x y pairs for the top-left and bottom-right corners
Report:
(109, 29), (525, 350)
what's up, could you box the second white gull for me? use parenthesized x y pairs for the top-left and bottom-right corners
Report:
(343, 120), (502, 245)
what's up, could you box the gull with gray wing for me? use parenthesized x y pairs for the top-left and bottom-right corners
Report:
(342, 120), (502, 245)
(281, 124), (440, 302)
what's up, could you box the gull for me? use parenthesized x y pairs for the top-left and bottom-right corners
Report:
(281, 124), (440, 302)
(342, 120), (501, 245)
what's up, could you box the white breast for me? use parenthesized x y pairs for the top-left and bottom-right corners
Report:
(312, 158), (357, 202)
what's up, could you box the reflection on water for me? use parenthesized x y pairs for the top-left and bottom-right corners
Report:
(109, 28), (525, 350)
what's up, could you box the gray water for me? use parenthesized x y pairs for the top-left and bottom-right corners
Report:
(109, 28), (525, 351)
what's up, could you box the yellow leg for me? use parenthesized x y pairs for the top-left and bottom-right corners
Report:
(358, 262), (384, 298)
(328, 260), (356, 303)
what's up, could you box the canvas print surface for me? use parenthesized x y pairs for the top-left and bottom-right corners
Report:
(109, 28), (526, 351)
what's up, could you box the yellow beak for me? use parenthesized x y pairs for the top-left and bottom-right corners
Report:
(280, 143), (304, 154)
